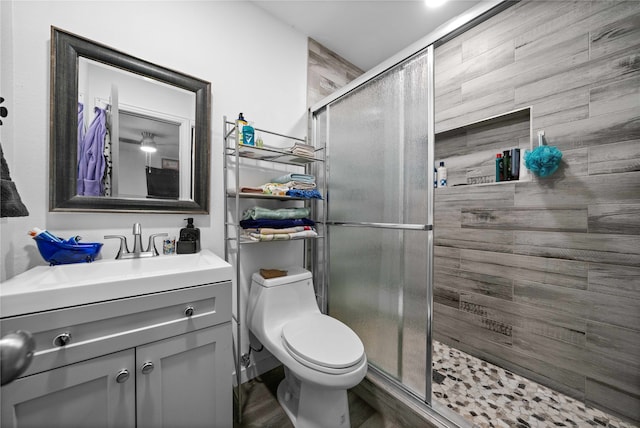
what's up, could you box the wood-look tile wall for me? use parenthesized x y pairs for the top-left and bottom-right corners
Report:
(307, 38), (364, 108)
(433, 1), (640, 422)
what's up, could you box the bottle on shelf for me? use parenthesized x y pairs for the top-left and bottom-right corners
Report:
(496, 153), (504, 182)
(502, 150), (512, 181)
(243, 121), (255, 146)
(236, 113), (247, 146)
(510, 148), (520, 180)
(437, 161), (447, 187)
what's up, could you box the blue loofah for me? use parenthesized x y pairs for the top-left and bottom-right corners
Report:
(524, 145), (563, 177)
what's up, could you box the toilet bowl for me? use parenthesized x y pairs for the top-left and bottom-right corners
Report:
(247, 267), (367, 428)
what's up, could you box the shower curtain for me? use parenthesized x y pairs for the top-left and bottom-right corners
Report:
(316, 47), (434, 400)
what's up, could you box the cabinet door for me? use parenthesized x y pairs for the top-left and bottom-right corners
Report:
(1, 348), (135, 428)
(136, 324), (232, 428)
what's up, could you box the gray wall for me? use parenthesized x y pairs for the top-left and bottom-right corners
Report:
(432, 0), (640, 422)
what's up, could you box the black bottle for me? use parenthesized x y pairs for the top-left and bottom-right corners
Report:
(177, 217), (200, 254)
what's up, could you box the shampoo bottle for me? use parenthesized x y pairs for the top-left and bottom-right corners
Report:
(437, 161), (447, 187)
(242, 122), (255, 146)
(503, 150), (512, 181)
(236, 113), (247, 146)
(495, 153), (504, 182)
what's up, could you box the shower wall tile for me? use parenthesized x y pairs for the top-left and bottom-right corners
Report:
(529, 88), (590, 129)
(584, 348), (640, 396)
(459, 41), (515, 90)
(435, 227), (513, 253)
(588, 263), (640, 300)
(434, 245), (460, 270)
(435, 184), (514, 208)
(434, 302), (512, 347)
(513, 230), (640, 266)
(589, 12), (640, 60)
(514, 1), (635, 59)
(461, 250), (588, 289)
(306, 38), (363, 107)
(514, 49), (639, 105)
(588, 203), (640, 235)
(514, 171), (640, 207)
(514, 279), (590, 318)
(586, 321), (640, 367)
(587, 290), (640, 331)
(462, 291), (586, 345)
(541, 107), (640, 152)
(434, 207), (461, 229)
(433, 284), (460, 309)
(585, 379), (640, 423)
(433, 0), (640, 421)
(436, 89), (515, 133)
(434, 303), (463, 343)
(588, 139), (640, 176)
(462, 35), (589, 104)
(549, 147), (589, 178)
(437, 267), (513, 301)
(512, 326), (586, 375)
(461, 207), (587, 232)
(589, 76), (640, 117)
(456, 325), (586, 397)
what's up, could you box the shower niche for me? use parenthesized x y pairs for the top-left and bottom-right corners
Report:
(434, 107), (532, 187)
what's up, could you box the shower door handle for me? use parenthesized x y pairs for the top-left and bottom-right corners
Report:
(326, 221), (432, 231)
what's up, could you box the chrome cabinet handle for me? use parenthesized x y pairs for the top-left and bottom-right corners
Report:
(115, 369), (130, 383)
(53, 332), (72, 347)
(141, 361), (154, 375)
(1, 330), (36, 386)
(184, 306), (195, 317)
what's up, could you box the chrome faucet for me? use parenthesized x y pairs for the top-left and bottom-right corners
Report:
(104, 223), (168, 259)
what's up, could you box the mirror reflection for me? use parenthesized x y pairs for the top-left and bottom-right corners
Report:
(77, 57), (195, 201)
(50, 26), (210, 213)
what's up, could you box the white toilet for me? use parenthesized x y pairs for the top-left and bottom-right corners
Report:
(247, 266), (367, 428)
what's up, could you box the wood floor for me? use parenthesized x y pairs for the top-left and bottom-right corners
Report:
(234, 366), (396, 428)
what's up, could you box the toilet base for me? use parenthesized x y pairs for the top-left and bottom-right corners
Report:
(277, 367), (351, 428)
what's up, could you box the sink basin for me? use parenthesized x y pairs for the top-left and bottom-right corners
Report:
(1, 250), (232, 318)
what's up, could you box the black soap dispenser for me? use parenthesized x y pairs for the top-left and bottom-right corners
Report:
(176, 218), (200, 254)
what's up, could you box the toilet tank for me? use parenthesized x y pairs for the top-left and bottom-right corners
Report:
(251, 266), (312, 288)
(248, 267), (320, 331)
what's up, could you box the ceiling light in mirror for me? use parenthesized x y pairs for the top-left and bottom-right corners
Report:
(140, 132), (157, 153)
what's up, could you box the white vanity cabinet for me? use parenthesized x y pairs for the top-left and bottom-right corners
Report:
(1, 254), (233, 428)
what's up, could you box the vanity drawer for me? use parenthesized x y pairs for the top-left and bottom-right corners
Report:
(1, 281), (231, 377)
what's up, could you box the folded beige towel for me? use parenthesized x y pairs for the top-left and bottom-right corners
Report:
(260, 269), (288, 279)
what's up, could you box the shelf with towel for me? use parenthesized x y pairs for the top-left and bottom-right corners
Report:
(222, 115), (324, 413)
(225, 235), (325, 245)
(225, 144), (323, 166)
(223, 119), (324, 166)
(225, 191), (315, 201)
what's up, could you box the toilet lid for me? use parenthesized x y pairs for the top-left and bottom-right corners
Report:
(281, 314), (364, 369)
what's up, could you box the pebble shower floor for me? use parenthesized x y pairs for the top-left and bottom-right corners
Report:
(432, 341), (637, 428)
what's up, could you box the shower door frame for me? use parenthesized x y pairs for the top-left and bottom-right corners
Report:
(311, 42), (436, 408)
(308, 0), (507, 422)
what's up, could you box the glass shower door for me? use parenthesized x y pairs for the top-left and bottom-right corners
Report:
(320, 47), (434, 400)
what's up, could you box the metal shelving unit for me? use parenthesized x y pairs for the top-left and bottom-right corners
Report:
(222, 116), (325, 422)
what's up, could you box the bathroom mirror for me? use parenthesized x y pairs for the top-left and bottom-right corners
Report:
(50, 27), (210, 212)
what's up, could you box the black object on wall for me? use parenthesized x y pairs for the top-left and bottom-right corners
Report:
(0, 97), (29, 218)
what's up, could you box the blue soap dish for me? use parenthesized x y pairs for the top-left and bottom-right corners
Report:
(35, 239), (103, 266)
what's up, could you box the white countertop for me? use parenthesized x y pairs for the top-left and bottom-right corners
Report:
(1, 250), (232, 318)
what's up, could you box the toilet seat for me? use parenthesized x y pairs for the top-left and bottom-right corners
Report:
(281, 314), (365, 375)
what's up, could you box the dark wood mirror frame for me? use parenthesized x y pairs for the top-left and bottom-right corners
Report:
(50, 26), (210, 213)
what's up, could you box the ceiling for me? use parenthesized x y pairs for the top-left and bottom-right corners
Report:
(252, 0), (482, 71)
